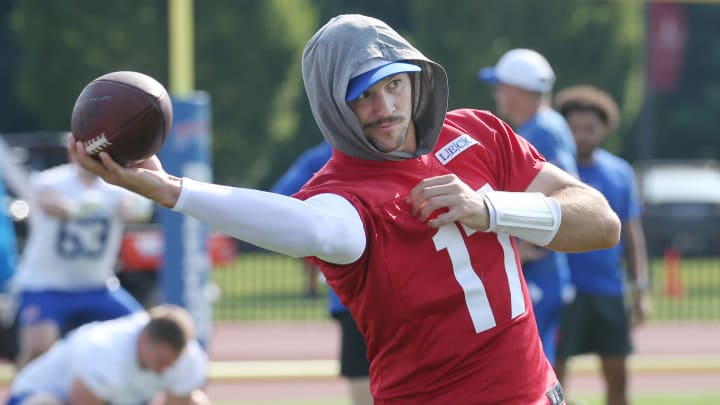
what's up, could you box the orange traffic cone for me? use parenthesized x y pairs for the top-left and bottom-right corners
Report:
(664, 246), (685, 298)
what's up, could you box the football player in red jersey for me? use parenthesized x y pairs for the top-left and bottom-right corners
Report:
(70, 14), (620, 405)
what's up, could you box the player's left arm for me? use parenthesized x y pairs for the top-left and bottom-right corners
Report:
(408, 162), (620, 252)
(68, 377), (105, 405)
(623, 217), (651, 325)
(164, 389), (211, 405)
(524, 162), (620, 252)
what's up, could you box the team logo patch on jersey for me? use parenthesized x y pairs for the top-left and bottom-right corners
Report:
(434, 134), (478, 165)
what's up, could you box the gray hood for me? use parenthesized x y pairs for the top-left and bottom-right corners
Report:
(302, 14), (449, 161)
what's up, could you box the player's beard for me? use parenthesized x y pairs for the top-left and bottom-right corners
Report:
(364, 116), (410, 153)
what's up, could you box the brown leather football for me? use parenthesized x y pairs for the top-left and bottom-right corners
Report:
(71, 71), (173, 165)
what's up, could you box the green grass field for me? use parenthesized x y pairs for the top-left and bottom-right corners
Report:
(212, 253), (328, 321)
(211, 252), (720, 321)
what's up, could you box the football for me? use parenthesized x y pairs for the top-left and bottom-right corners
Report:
(70, 71), (173, 165)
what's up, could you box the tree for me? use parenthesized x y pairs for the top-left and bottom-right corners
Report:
(410, 0), (644, 160)
(0, 0), (35, 131)
(14, 0), (703, 186)
(10, 0), (168, 132)
(195, 0), (316, 186)
(9, 0), (317, 186)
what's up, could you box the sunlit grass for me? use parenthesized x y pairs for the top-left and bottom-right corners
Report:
(211, 252), (328, 321)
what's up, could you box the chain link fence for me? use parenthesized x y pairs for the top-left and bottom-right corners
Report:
(209, 250), (720, 323)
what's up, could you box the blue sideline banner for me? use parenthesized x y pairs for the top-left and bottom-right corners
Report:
(158, 91), (213, 346)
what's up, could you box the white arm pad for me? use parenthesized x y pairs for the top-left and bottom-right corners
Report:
(482, 191), (561, 246)
(173, 178), (366, 264)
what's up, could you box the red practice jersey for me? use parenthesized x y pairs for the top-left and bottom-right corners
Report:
(296, 109), (558, 404)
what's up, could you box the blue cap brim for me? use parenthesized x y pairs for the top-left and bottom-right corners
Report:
(346, 62), (422, 102)
(477, 67), (498, 84)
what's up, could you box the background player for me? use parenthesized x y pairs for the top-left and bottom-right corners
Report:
(554, 85), (651, 405)
(271, 140), (372, 405)
(69, 14), (620, 403)
(479, 48), (578, 365)
(6, 304), (209, 405)
(12, 158), (153, 368)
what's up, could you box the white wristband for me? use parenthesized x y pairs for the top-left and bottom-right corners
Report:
(482, 191), (561, 246)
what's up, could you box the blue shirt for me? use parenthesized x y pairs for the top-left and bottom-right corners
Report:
(271, 142), (332, 196)
(270, 142), (347, 313)
(516, 106), (578, 176)
(567, 149), (641, 296)
(515, 106), (576, 294)
(0, 169), (18, 292)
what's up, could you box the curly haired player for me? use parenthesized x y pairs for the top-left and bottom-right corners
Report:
(554, 85), (651, 405)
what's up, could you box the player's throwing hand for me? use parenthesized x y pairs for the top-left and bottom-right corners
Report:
(68, 134), (181, 209)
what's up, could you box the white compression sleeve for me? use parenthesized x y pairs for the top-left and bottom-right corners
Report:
(482, 191), (562, 246)
(173, 178), (366, 264)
